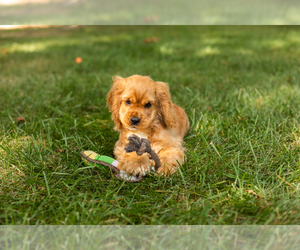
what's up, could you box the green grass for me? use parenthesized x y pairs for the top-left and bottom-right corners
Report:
(1, 25), (300, 225)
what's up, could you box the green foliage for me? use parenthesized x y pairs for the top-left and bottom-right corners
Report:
(1, 26), (300, 225)
(1, 0), (300, 25)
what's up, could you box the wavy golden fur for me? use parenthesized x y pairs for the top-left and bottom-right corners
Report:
(107, 75), (189, 176)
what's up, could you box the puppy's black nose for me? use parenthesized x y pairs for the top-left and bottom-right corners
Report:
(130, 117), (140, 125)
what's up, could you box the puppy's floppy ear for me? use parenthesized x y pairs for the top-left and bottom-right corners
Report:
(156, 81), (176, 128)
(107, 76), (124, 130)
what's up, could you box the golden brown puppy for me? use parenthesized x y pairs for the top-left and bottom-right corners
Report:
(107, 75), (189, 176)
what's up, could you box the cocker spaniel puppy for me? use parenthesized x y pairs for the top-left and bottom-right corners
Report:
(107, 75), (189, 176)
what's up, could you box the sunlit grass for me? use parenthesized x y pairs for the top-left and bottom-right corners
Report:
(196, 46), (221, 57)
(4, 34), (133, 54)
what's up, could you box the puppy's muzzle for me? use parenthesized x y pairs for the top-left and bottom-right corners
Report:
(130, 117), (140, 126)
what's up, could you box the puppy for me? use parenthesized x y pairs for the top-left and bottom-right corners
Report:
(107, 75), (189, 176)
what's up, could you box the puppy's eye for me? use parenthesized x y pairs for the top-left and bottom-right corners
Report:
(125, 100), (131, 105)
(144, 102), (152, 108)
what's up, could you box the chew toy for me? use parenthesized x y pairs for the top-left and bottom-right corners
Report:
(81, 135), (161, 183)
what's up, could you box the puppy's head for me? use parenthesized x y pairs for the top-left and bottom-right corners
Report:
(107, 75), (176, 131)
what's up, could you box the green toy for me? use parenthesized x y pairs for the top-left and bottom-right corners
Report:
(81, 135), (161, 183)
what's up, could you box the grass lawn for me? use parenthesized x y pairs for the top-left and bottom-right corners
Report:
(1, 25), (300, 225)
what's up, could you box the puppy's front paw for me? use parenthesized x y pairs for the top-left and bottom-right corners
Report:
(118, 157), (152, 177)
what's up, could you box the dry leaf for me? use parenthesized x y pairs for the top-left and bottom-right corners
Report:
(75, 57), (82, 63)
(2, 48), (8, 54)
(238, 116), (247, 121)
(56, 149), (66, 153)
(17, 117), (26, 123)
(244, 189), (260, 198)
(143, 37), (160, 43)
